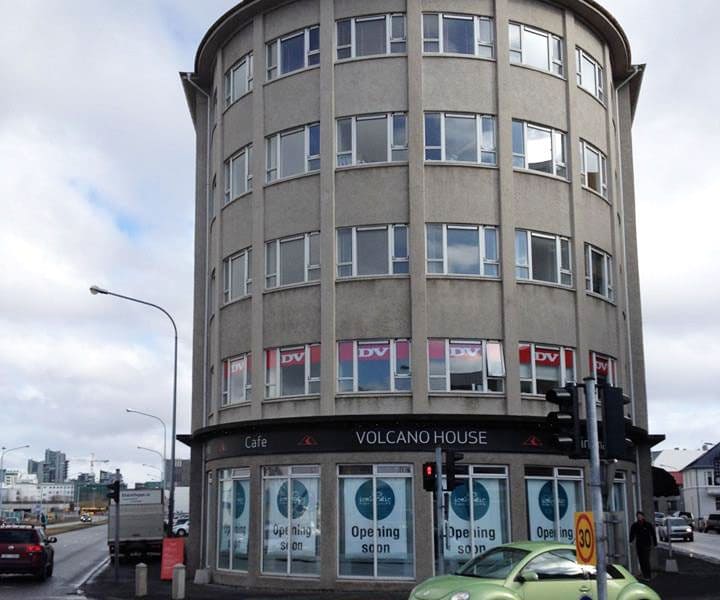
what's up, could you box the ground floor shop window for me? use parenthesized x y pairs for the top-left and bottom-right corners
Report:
(338, 464), (414, 579)
(525, 466), (584, 543)
(262, 465), (321, 576)
(217, 468), (250, 571)
(440, 465), (510, 572)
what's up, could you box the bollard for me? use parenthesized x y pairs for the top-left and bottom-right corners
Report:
(171, 563), (186, 600)
(135, 562), (147, 598)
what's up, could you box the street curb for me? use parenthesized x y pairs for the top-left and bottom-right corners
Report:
(48, 519), (107, 535)
(658, 541), (720, 566)
(76, 555), (111, 589)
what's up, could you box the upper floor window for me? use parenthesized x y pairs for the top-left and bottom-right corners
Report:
(224, 53), (253, 106)
(267, 26), (319, 80)
(515, 230), (572, 286)
(223, 353), (252, 405)
(590, 351), (617, 387)
(224, 144), (253, 203)
(425, 112), (496, 164)
(337, 225), (408, 277)
(337, 113), (407, 166)
(337, 339), (411, 392)
(336, 14), (406, 59)
(576, 48), (604, 101)
(223, 248), (252, 302)
(519, 343), (575, 395)
(423, 13), (494, 58)
(509, 23), (563, 75)
(426, 223), (499, 277)
(585, 244), (614, 301)
(580, 140), (608, 198)
(266, 123), (319, 182)
(266, 232), (320, 289)
(428, 339), (505, 392)
(265, 343), (320, 398)
(512, 120), (567, 178)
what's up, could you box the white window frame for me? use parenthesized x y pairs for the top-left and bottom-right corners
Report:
(222, 353), (252, 406)
(425, 224), (499, 277)
(266, 26), (320, 81)
(336, 339), (411, 393)
(335, 14), (407, 60)
(223, 248), (253, 302)
(264, 343), (321, 399)
(576, 47), (605, 102)
(428, 339), (506, 393)
(266, 123), (320, 182)
(224, 144), (253, 203)
(336, 225), (409, 278)
(584, 244), (614, 301)
(336, 113), (408, 166)
(508, 22), (563, 75)
(515, 229), (572, 286)
(265, 231), (320, 289)
(524, 467), (585, 542)
(223, 53), (254, 107)
(519, 342), (576, 395)
(512, 120), (567, 178)
(580, 139), (608, 198)
(590, 351), (618, 386)
(424, 112), (496, 165)
(422, 13), (494, 58)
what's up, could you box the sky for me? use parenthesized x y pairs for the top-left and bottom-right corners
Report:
(0, 1), (717, 486)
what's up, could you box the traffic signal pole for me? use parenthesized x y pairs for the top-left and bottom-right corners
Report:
(434, 446), (445, 576)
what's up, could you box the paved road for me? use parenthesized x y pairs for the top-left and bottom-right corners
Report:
(0, 523), (108, 599)
(659, 530), (720, 562)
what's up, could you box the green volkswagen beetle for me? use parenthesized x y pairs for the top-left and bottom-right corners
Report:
(408, 542), (660, 600)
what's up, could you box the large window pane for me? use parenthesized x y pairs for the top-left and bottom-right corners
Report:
(447, 228), (480, 274)
(279, 238), (304, 285)
(377, 477), (414, 577)
(233, 61), (248, 99)
(584, 147), (601, 191)
(512, 121), (525, 168)
(357, 229), (389, 275)
(231, 152), (246, 197)
(535, 345), (561, 394)
(218, 480), (232, 569)
(337, 228), (353, 277)
(445, 116), (476, 162)
(425, 113), (441, 160)
(357, 342), (390, 391)
(357, 117), (388, 164)
(524, 29), (550, 70)
(339, 477), (374, 577)
(280, 130), (305, 177)
(527, 127), (553, 173)
(338, 341), (354, 392)
(591, 250), (605, 294)
(449, 342), (483, 391)
(531, 236), (557, 283)
(280, 33), (305, 74)
(526, 477), (583, 543)
(232, 480), (250, 570)
(427, 224), (444, 273)
(229, 357), (246, 403)
(280, 348), (306, 396)
(356, 18), (386, 56)
(443, 16), (474, 54)
(230, 256), (245, 298)
(428, 340), (447, 390)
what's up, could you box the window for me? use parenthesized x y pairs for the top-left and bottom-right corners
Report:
(337, 339), (411, 393)
(337, 225), (408, 277)
(262, 465), (320, 576)
(512, 120), (567, 177)
(580, 140), (608, 197)
(267, 26), (319, 80)
(509, 23), (563, 75)
(515, 230), (572, 286)
(428, 339), (506, 393)
(209, 175), (216, 222)
(426, 224), (499, 277)
(336, 113), (407, 166)
(222, 353), (252, 405)
(265, 344), (321, 398)
(265, 232), (320, 289)
(525, 466), (584, 543)
(217, 468), (250, 571)
(590, 351), (617, 387)
(224, 144), (253, 203)
(425, 112), (496, 164)
(423, 13), (494, 58)
(338, 464), (414, 578)
(584, 244), (614, 300)
(519, 343), (575, 395)
(224, 53), (253, 106)
(336, 14), (406, 59)
(266, 123), (320, 182)
(223, 248), (252, 302)
(576, 48), (604, 101)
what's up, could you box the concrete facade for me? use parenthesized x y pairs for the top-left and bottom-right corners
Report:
(182, 0), (653, 590)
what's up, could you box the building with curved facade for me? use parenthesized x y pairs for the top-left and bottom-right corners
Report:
(181, 0), (654, 590)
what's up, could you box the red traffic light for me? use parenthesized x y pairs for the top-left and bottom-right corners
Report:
(422, 462), (436, 491)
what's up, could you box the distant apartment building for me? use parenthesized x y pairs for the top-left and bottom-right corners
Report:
(27, 449), (68, 483)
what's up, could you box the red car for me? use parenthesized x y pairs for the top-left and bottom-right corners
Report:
(0, 525), (56, 580)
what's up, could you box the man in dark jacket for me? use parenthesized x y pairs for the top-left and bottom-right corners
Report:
(629, 511), (657, 579)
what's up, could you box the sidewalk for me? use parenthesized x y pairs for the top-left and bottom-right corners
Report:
(645, 548), (720, 600)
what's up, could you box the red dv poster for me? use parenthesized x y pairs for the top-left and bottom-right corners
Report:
(160, 537), (185, 580)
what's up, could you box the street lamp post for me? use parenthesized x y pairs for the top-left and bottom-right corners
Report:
(126, 409), (167, 494)
(90, 285), (179, 531)
(0, 445), (30, 518)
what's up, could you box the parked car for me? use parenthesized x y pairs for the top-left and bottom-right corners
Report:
(173, 518), (189, 537)
(80, 514), (92, 523)
(653, 512), (665, 526)
(658, 516), (693, 542)
(703, 513), (720, 533)
(671, 511), (695, 529)
(0, 525), (56, 580)
(408, 541), (660, 600)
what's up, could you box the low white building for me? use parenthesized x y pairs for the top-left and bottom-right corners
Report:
(40, 482), (75, 502)
(0, 473), (40, 503)
(681, 442), (720, 520)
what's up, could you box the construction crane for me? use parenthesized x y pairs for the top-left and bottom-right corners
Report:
(68, 453), (110, 476)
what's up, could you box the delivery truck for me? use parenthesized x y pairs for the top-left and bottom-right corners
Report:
(107, 489), (164, 559)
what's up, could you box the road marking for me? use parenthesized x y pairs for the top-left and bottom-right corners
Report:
(73, 555), (110, 589)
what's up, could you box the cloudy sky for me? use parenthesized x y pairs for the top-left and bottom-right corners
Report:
(0, 1), (716, 485)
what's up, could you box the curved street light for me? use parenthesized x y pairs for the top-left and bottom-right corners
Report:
(127, 408), (167, 493)
(0, 445), (31, 517)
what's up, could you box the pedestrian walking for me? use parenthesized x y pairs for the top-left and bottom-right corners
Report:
(629, 511), (657, 579)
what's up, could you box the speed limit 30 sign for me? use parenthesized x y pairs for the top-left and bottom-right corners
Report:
(574, 511), (596, 565)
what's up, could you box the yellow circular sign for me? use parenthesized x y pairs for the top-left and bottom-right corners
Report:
(575, 512), (596, 565)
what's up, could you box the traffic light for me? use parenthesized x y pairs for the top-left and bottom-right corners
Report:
(546, 385), (582, 458)
(422, 462), (437, 492)
(445, 450), (465, 491)
(107, 480), (120, 503)
(601, 385), (632, 460)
